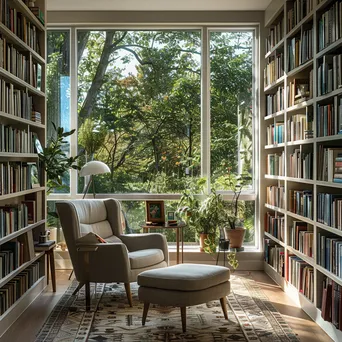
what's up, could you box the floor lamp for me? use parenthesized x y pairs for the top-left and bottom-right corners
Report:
(80, 161), (110, 199)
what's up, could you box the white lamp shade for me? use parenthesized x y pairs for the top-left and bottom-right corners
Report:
(79, 161), (110, 177)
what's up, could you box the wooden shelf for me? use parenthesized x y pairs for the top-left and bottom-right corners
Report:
(316, 222), (342, 237)
(264, 110), (285, 120)
(265, 38), (285, 58)
(0, 252), (44, 288)
(0, 111), (45, 130)
(316, 134), (342, 142)
(287, 246), (315, 267)
(287, 59), (313, 78)
(316, 264), (342, 287)
(265, 203), (286, 214)
(0, 220), (46, 246)
(316, 181), (342, 189)
(0, 153), (38, 159)
(265, 143), (285, 149)
(264, 175), (285, 180)
(286, 138), (315, 146)
(286, 177), (314, 185)
(286, 212), (315, 225)
(264, 76), (285, 93)
(286, 99), (314, 112)
(264, 232), (285, 247)
(316, 87), (342, 102)
(286, 11), (314, 38)
(0, 187), (45, 201)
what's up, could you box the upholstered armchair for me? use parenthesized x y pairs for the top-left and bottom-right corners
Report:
(56, 199), (169, 309)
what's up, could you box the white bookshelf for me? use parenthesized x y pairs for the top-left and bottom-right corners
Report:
(263, 1), (342, 341)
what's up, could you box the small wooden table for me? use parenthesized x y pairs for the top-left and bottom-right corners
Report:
(35, 241), (56, 292)
(141, 222), (186, 264)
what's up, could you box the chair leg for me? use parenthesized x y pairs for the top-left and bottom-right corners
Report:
(124, 283), (133, 307)
(142, 302), (150, 325)
(85, 282), (90, 311)
(220, 297), (228, 320)
(180, 306), (186, 332)
(68, 269), (74, 280)
(72, 282), (84, 296)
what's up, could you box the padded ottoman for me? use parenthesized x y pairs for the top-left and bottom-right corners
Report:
(137, 263), (231, 332)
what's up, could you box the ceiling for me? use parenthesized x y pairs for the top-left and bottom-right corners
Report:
(47, 0), (272, 12)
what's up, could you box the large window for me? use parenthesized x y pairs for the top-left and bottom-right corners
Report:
(47, 27), (258, 247)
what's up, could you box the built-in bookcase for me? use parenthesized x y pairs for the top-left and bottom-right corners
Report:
(0, 0), (46, 336)
(263, 1), (342, 341)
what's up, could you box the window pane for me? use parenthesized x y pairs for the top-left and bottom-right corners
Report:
(47, 30), (71, 192)
(77, 30), (201, 194)
(210, 31), (253, 188)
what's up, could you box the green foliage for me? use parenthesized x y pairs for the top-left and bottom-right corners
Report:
(39, 123), (81, 194)
(227, 250), (239, 271)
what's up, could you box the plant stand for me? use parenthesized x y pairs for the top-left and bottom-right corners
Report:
(216, 239), (230, 267)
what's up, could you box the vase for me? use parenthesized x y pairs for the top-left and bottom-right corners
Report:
(199, 233), (209, 252)
(224, 227), (246, 249)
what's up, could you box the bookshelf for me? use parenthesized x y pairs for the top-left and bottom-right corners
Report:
(0, 0), (46, 337)
(263, 1), (342, 340)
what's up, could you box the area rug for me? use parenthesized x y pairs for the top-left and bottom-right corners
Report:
(35, 274), (300, 342)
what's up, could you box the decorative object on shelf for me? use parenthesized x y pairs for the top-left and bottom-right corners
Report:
(145, 201), (165, 224)
(79, 161), (110, 198)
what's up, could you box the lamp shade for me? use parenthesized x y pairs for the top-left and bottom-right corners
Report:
(79, 161), (110, 177)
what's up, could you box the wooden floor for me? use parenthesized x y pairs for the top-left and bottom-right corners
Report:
(0, 270), (333, 342)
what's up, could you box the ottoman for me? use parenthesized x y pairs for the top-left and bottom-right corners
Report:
(137, 263), (231, 332)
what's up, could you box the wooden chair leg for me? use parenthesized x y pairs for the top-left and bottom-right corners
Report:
(68, 269), (74, 280)
(180, 306), (186, 332)
(46, 252), (49, 285)
(124, 283), (133, 307)
(48, 250), (56, 292)
(220, 297), (228, 320)
(142, 302), (150, 325)
(72, 282), (84, 296)
(85, 282), (90, 311)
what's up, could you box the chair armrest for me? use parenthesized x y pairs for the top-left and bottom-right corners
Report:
(120, 233), (169, 265)
(76, 243), (131, 283)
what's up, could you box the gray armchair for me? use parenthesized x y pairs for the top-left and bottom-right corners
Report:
(56, 199), (168, 308)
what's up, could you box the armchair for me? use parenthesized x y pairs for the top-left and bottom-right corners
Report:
(56, 199), (168, 308)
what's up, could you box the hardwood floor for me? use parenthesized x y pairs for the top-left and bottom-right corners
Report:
(0, 270), (333, 342)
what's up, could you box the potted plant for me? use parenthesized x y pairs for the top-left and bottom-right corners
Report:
(215, 169), (252, 250)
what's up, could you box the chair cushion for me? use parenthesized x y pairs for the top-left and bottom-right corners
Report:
(80, 221), (114, 239)
(73, 200), (107, 224)
(128, 249), (164, 269)
(105, 235), (123, 243)
(137, 264), (230, 291)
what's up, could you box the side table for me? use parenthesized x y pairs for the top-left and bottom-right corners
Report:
(35, 241), (57, 292)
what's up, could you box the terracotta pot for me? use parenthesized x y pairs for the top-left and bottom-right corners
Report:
(199, 233), (209, 252)
(224, 227), (246, 248)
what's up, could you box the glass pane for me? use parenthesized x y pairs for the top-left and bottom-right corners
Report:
(77, 30), (201, 194)
(210, 31), (254, 189)
(47, 30), (71, 193)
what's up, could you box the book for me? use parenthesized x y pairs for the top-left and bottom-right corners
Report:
(34, 240), (55, 251)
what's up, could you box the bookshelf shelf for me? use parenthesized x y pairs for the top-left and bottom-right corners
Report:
(0, 111), (45, 129)
(0, 0), (46, 336)
(0, 220), (45, 246)
(263, 1), (342, 339)
(0, 252), (44, 288)
(265, 38), (285, 58)
(264, 110), (285, 120)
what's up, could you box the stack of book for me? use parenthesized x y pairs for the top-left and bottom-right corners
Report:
(0, 125), (35, 154)
(264, 238), (285, 276)
(288, 255), (314, 302)
(317, 193), (342, 228)
(266, 185), (285, 208)
(264, 53), (284, 87)
(317, 147), (342, 182)
(31, 111), (42, 123)
(317, 234), (342, 277)
(264, 212), (284, 241)
(0, 241), (24, 279)
(265, 17), (283, 54)
(287, 77), (312, 107)
(266, 122), (284, 144)
(266, 152), (285, 176)
(289, 149), (312, 179)
(290, 221), (313, 257)
(317, 54), (342, 96)
(266, 86), (284, 115)
(29, 7), (45, 25)
(287, 113), (309, 141)
(0, 203), (29, 238)
(288, 189), (313, 219)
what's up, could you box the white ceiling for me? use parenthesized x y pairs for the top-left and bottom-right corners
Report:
(47, 0), (272, 12)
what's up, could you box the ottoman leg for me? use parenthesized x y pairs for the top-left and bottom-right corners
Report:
(124, 283), (133, 307)
(180, 306), (186, 332)
(142, 302), (150, 325)
(220, 297), (228, 320)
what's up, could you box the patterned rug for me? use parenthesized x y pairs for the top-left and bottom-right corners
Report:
(35, 274), (299, 342)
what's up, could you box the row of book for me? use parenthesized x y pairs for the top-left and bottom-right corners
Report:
(0, 0), (41, 53)
(287, 113), (311, 142)
(264, 53), (284, 87)
(317, 234), (342, 278)
(264, 212), (284, 241)
(266, 122), (284, 145)
(287, 28), (313, 71)
(0, 261), (40, 316)
(287, 76), (313, 108)
(288, 255), (314, 302)
(289, 221), (313, 257)
(0, 241), (25, 279)
(321, 277), (342, 330)
(0, 125), (38, 154)
(266, 86), (284, 115)
(0, 37), (42, 90)
(266, 152), (285, 176)
(318, 1), (342, 52)
(265, 17), (283, 54)
(288, 189), (313, 219)
(288, 149), (312, 179)
(266, 185), (285, 209)
(264, 239), (285, 276)
(317, 146), (342, 182)
(317, 193), (342, 229)
(0, 161), (40, 195)
(287, 0), (313, 33)
(317, 54), (342, 96)
(317, 101), (342, 137)
(0, 79), (33, 119)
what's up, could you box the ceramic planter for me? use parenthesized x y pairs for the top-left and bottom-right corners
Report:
(224, 227), (246, 248)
